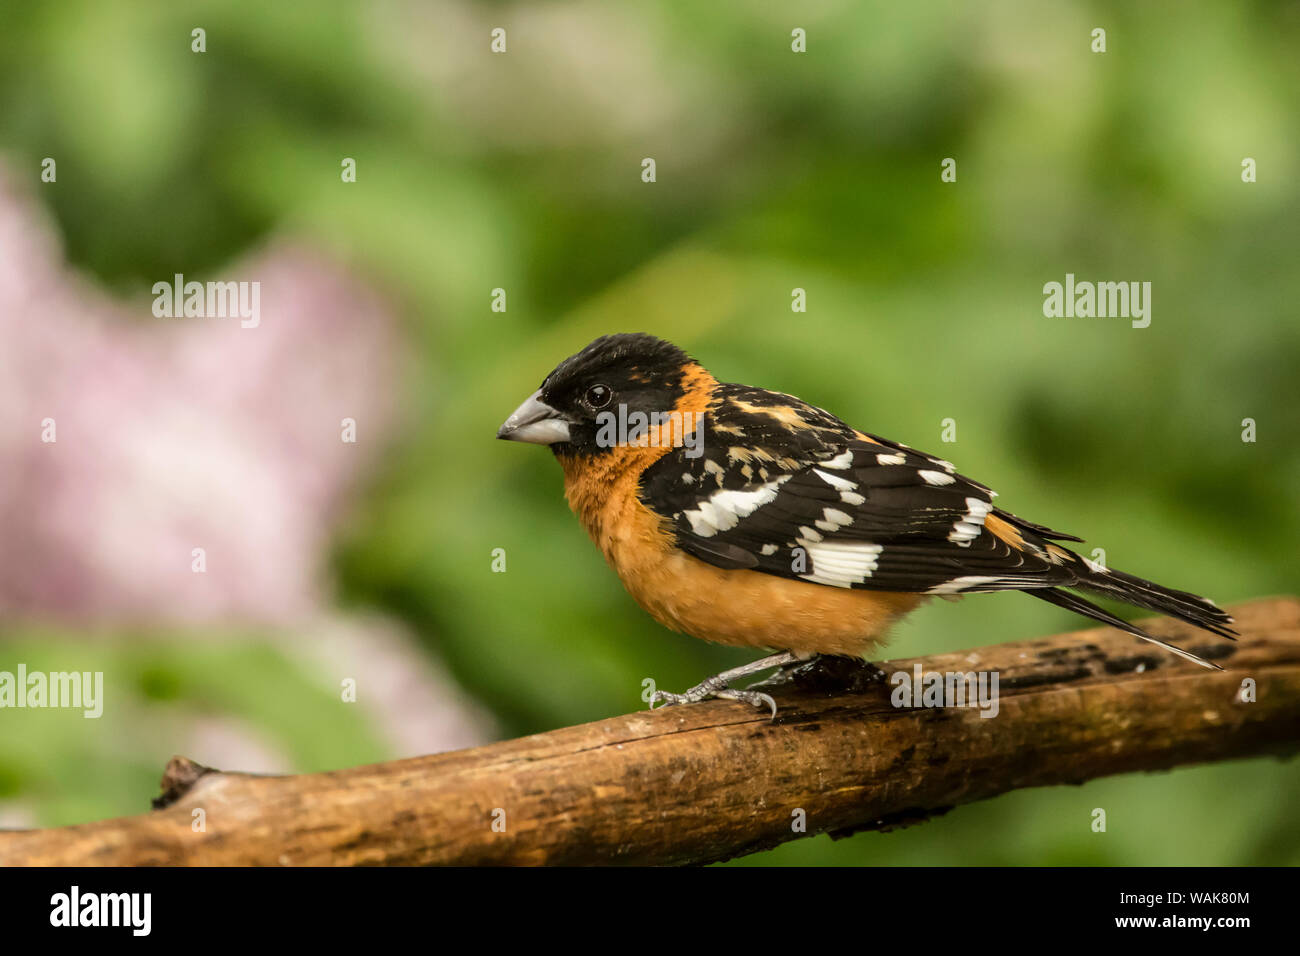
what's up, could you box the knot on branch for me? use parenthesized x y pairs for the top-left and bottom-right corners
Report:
(152, 755), (215, 810)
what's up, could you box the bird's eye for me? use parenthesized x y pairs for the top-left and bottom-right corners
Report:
(584, 384), (613, 409)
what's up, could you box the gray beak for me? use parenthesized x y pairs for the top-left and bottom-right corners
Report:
(497, 389), (572, 445)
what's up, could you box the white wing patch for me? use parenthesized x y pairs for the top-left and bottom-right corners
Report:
(814, 467), (867, 507)
(918, 469), (956, 487)
(682, 475), (791, 538)
(814, 507), (854, 533)
(813, 468), (855, 491)
(948, 496), (992, 547)
(927, 575), (1002, 595)
(797, 525), (824, 544)
(875, 452), (906, 466)
(799, 541), (884, 588)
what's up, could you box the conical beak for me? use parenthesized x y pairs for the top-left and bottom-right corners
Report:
(496, 389), (572, 445)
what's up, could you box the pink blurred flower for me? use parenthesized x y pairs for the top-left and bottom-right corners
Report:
(0, 166), (497, 758)
(0, 170), (400, 626)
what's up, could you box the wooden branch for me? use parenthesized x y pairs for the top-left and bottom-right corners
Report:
(4, 596), (1298, 866)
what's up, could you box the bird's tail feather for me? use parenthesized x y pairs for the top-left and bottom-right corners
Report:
(1029, 586), (1228, 670)
(1078, 566), (1238, 640)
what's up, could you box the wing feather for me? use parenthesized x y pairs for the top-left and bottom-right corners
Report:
(638, 384), (1082, 594)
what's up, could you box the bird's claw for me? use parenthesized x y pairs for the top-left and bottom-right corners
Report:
(715, 688), (778, 718)
(648, 690), (690, 709)
(649, 682), (778, 718)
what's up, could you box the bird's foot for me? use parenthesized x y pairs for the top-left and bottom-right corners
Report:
(754, 654), (889, 695)
(650, 679), (777, 717)
(648, 651), (798, 718)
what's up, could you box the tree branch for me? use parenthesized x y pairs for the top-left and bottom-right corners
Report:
(4, 596), (1298, 866)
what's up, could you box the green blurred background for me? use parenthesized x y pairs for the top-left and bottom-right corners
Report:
(1, 0), (1297, 864)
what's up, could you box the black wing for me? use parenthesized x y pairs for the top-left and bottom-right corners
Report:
(638, 383), (1081, 595)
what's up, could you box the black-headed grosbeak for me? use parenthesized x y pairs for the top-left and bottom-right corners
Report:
(498, 333), (1236, 714)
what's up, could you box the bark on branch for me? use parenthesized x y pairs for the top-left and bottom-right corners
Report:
(4, 596), (1298, 866)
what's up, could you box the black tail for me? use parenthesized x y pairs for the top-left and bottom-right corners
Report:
(1029, 564), (1237, 670)
(1082, 567), (1236, 638)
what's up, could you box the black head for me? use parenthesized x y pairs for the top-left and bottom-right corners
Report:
(496, 333), (697, 454)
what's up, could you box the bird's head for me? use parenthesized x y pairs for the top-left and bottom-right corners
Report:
(496, 333), (703, 457)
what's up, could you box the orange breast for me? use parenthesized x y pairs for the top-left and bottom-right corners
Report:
(557, 448), (920, 657)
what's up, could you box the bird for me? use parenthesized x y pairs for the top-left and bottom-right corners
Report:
(497, 332), (1237, 715)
